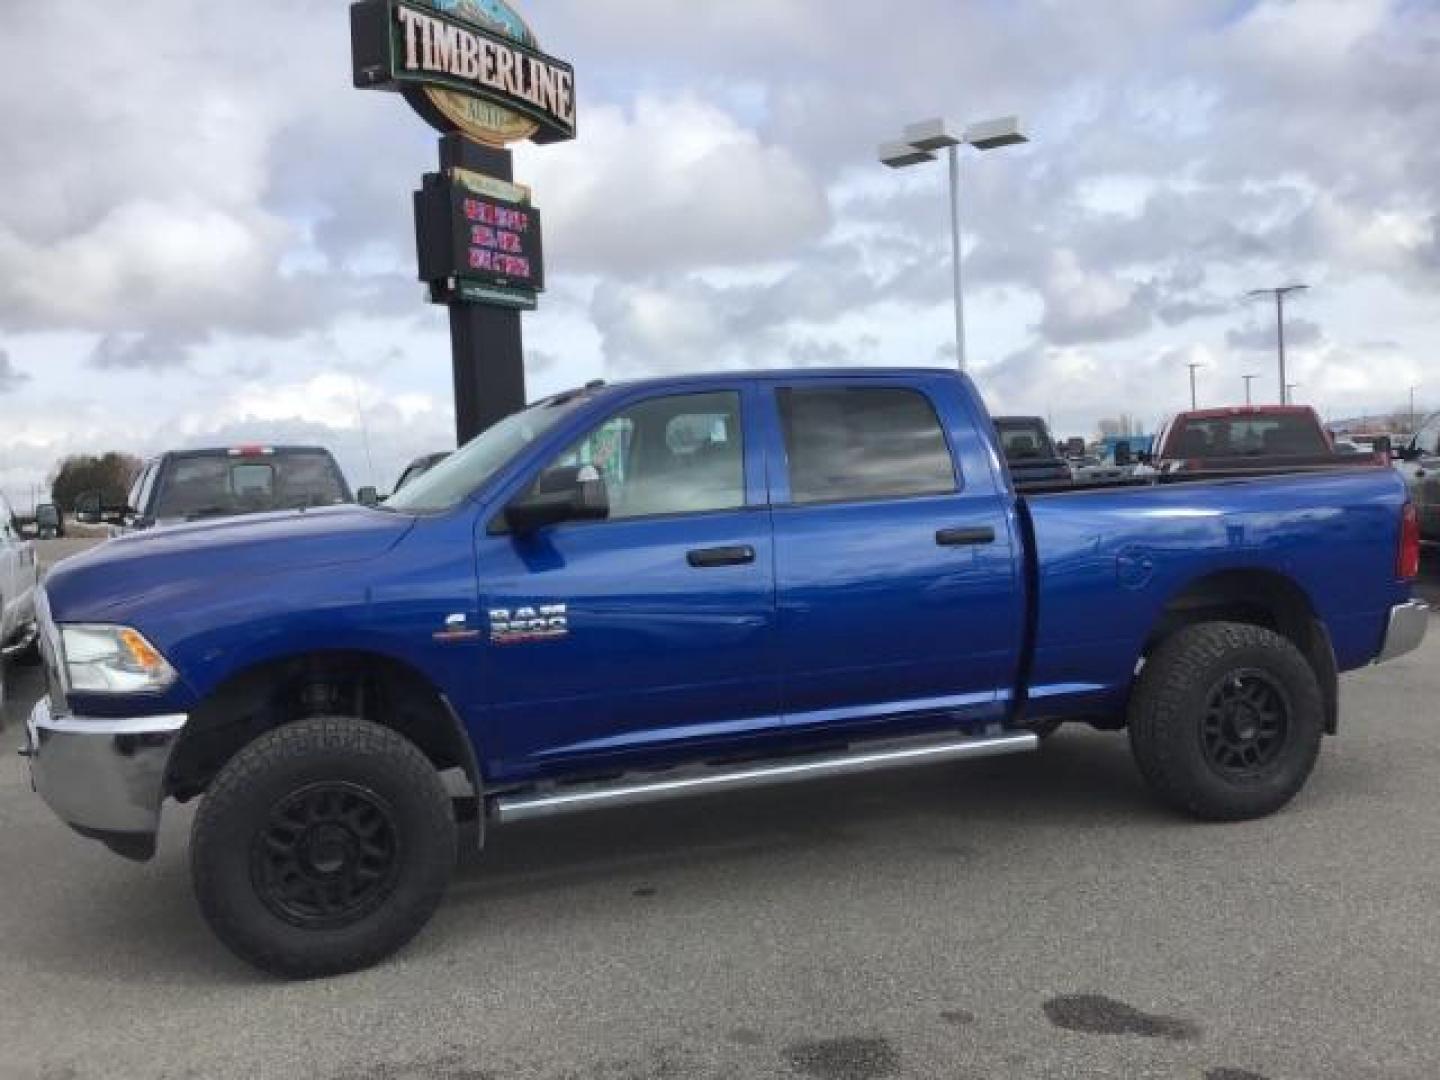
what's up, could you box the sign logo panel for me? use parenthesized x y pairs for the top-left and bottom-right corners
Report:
(351, 0), (576, 146)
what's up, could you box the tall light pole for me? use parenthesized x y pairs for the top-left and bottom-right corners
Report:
(1242, 374), (1258, 406)
(1187, 362), (1203, 410)
(880, 116), (1029, 373)
(1410, 385), (1421, 433)
(1247, 284), (1309, 404)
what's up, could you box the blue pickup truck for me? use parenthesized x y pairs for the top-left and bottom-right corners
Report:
(25, 368), (1428, 977)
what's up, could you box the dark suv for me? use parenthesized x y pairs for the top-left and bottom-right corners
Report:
(994, 416), (1073, 492)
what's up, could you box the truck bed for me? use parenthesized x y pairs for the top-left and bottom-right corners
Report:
(1018, 466), (1412, 720)
(1015, 458), (1387, 496)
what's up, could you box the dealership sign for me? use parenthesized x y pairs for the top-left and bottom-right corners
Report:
(416, 168), (544, 308)
(351, 0), (576, 147)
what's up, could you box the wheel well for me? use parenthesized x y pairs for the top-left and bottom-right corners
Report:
(167, 651), (482, 807)
(1144, 570), (1339, 734)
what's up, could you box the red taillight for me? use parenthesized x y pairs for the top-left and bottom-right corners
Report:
(1399, 502), (1421, 580)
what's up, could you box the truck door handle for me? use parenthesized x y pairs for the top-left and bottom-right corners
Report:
(687, 545), (757, 568)
(936, 526), (995, 547)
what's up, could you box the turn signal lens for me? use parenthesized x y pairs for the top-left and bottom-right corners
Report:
(1399, 502), (1421, 581)
(119, 628), (167, 672)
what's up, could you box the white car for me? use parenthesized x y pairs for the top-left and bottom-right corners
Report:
(0, 493), (40, 703)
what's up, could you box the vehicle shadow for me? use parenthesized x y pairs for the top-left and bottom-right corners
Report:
(11, 726), (1169, 988)
(447, 729), (1166, 902)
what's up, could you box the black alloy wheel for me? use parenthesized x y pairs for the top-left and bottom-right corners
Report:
(1128, 622), (1324, 821)
(192, 717), (456, 979)
(1200, 670), (1290, 780)
(251, 782), (403, 930)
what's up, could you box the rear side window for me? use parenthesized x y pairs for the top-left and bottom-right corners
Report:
(778, 387), (956, 505)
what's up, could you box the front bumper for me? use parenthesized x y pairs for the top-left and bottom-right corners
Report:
(24, 696), (187, 862)
(1376, 601), (1430, 665)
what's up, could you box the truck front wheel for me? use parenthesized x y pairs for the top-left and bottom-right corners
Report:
(191, 717), (457, 978)
(1128, 622), (1324, 821)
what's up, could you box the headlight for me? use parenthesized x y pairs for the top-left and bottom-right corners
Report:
(58, 625), (178, 694)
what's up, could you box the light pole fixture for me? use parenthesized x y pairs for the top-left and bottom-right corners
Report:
(1242, 374), (1258, 407)
(1247, 284), (1309, 404)
(1187, 362), (1203, 410)
(879, 115), (1029, 374)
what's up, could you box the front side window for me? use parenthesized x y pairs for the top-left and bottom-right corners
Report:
(1415, 416), (1440, 458)
(541, 391), (745, 520)
(779, 386), (957, 505)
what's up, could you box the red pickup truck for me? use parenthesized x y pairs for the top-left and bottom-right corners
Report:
(1145, 406), (1369, 476)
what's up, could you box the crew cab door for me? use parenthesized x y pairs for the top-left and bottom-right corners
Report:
(477, 385), (780, 775)
(763, 376), (1024, 732)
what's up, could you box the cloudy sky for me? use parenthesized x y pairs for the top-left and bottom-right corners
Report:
(1, 0), (1438, 506)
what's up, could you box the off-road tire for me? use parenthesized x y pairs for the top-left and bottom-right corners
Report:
(1128, 622), (1323, 821)
(191, 717), (456, 979)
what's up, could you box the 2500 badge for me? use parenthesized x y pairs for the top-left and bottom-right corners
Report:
(489, 604), (568, 644)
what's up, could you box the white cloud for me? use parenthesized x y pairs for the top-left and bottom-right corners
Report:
(4, 0), (1440, 503)
(0, 350), (27, 394)
(1035, 251), (1154, 345)
(518, 96), (831, 275)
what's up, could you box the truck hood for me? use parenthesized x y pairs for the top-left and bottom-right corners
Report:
(44, 505), (416, 623)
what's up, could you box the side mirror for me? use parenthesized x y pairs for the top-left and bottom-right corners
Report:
(357, 486), (380, 507)
(75, 491), (102, 525)
(503, 465), (609, 536)
(1114, 441), (1134, 467)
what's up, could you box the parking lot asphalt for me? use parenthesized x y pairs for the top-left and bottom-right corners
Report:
(1, 546), (1438, 1080)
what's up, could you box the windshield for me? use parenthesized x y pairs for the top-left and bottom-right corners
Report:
(152, 451), (350, 521)
(1170, 414), (1329, 458)
(385, 394), (587, 513)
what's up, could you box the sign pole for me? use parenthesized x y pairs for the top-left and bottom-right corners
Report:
(351, 0), (575, 448)
(436, 134), (526, 445)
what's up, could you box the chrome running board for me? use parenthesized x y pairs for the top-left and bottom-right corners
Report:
(493, 730), (1039, 824)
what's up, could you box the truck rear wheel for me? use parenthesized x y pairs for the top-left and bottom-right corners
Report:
(1128, 622), (1323, 821)
(191, 717), (456, 978)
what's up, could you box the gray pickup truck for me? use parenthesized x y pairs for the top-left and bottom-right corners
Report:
(1399, 412), (1440, 543)
(78, 446), (358, 535)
